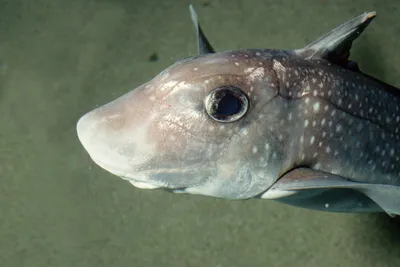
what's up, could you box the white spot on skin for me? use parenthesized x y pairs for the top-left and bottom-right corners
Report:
(252, 146), (258, 154)
(193, 68), (198, 71)
(310, 136), (315, 145)
(304, 120), (309, 127)
(313, 102), (320, 113)
(234, 62), (239, 66)
(248, 67), (265, 81)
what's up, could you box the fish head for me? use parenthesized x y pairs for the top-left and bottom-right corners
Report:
(77, 50), (285, 199)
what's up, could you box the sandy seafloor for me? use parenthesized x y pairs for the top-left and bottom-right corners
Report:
(1, 0), (400, 266)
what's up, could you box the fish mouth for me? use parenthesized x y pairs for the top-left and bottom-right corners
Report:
(88, 155), (213, 190)
(88, 156), (165, 189)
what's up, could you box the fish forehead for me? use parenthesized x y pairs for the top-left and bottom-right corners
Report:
(273, 55), (400, 185)
(154, 49), (275, 83)
(135, 49), (279, 111)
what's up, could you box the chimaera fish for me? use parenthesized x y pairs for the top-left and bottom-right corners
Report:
(77, 6), (400, 216)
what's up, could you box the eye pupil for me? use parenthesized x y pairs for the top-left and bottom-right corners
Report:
(204, 85), (249, 122)
(216, 92), (240, 116)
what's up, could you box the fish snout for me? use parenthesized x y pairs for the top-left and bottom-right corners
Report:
(76, 107), (141, 177)
(77, 107), (182, 190)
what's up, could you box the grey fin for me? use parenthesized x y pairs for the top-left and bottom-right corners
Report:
(189, 5), (215, 54)
(295, 11), (376, 69)
(261, 168), (400, 216)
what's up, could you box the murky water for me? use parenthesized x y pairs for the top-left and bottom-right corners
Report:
(1, 0), (400, 266)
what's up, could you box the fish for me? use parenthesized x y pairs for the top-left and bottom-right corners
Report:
(77, 5), (400, 217)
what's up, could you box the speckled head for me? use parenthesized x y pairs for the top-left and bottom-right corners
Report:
(76, 49), (290, 198)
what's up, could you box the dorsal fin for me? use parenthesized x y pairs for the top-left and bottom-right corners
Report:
(189, 5), (215, 55)
(296, 11), (376, 69)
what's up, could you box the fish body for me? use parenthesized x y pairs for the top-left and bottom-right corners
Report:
(77, 7), (400, 216)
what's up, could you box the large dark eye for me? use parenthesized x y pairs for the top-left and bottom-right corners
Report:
(204, 85), (249, 122)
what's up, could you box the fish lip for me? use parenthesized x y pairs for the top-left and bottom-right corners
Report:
(90, 156), (166, 188)
(89, 156), (131, 177)
(91, 157), (164, 188)
(88, 155), (209, 189)
(89, 154), (219, 191)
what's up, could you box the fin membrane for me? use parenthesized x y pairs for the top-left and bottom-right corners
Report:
(189, 5), (215, 54)
(296, 12), (376, 70)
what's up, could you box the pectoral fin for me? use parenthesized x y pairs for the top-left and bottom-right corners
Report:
(261, 168), (400, 217)
(296, 11), (376, 70)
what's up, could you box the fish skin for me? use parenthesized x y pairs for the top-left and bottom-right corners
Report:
(271, 51), (400, 186)
(77, 8), (400, 215)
